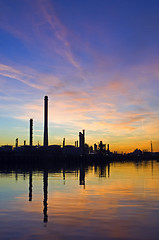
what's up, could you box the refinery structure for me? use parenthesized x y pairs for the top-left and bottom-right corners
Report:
(0, 96), (158, 161)
(0, 96), (110, 158)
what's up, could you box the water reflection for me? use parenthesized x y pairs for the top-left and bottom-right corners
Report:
(79, 164), (85, 187)
(0, 160), (159, 240)
(29, 169), (49, 223)
(29, 171), (32, 202)
(63, 168), (65, 184)
(151, 160), (154, 177)
(43, 170), (48, 223)
(15, 171), (18, 181)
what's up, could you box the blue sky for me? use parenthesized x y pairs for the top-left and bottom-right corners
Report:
(0, 0), (159, 152)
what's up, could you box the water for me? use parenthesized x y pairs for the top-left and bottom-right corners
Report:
(0, 160), (159, 240)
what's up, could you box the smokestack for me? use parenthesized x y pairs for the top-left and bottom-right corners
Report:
(107, 144), (110, 153)
(79, 132), (82, 148)
(16, 138), (18, 148)
(151, 141), (153, 153)
(83, 129), (85, 146)
(30, 118), (33, 146)
(44, 96), (48, 146)
(63, 138), (65, 148)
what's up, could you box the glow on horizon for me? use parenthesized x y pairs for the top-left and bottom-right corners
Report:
(0, 0), (159, 152)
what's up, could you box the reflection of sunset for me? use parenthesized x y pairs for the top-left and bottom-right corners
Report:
(2, 162), (157, 239)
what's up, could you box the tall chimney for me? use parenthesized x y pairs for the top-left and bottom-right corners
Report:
(44, 96), (48, 146)
(83, 129), (85, 146)
(79, 132), (82, 148)
(30, 118), (33, 146)
(63, 138), (65, 148)
(16, 138), (18, 148)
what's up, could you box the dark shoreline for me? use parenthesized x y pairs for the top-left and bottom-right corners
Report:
(0, 150), (158, 172)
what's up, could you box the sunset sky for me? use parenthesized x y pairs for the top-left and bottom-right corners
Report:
(0, 0), (159, 152)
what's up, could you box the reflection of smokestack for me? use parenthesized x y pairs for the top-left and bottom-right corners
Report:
(43, 170), (48, 223)
(44, 96), (48, 146)
(108, 163), (110, 178)
(30, 119), (33, 146)
(79, 164), (85, 188)
(29, 171), (32, 201)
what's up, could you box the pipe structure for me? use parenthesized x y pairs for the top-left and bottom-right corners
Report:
(44, 96), (48, 146)
(30, 118), (33, 146)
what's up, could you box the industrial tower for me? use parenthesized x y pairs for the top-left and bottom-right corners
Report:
(44, 96), (48, 146)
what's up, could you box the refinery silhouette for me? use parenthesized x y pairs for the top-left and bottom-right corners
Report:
(0, 96), (158, 163)
(0, 97), (158, 226)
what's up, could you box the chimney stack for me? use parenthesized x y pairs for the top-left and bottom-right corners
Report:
(44, 96), (48, 146)
(16, 138), (18, 148)
(63, 138), (65, 148)
(30, 118), (33, 146)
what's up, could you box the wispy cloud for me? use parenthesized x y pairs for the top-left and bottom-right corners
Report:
(0, 64), (43, 90)
(36, 0), (82, 70)
(0, 63), (64, 92)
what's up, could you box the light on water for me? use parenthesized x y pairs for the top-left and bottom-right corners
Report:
(0, 161), (159, 240)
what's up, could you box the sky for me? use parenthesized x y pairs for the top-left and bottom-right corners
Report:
(0, 0), (159, 152)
